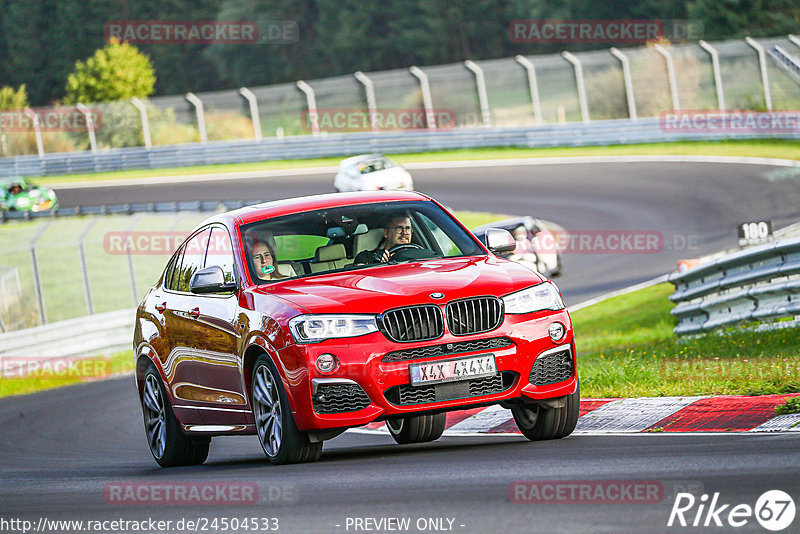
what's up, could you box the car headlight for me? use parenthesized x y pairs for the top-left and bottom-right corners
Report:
(289, 314), (378, 344)
(503, 282), (565, 314)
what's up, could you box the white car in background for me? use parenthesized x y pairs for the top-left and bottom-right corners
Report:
(334, 154), (414, 192)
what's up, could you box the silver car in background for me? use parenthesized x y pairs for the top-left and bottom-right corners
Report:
(334, 154), (414, 192)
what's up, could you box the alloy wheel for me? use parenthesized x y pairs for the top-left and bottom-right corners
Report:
(253, 365), (282, 457)
(142, 374), (166, 459)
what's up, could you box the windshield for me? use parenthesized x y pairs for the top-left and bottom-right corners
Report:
(358, 157), (394, 174)
(240, 200), (484, 284)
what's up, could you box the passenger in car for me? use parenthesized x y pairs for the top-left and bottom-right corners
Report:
(353, 214), (413, 265)
(249, 239), (288, 281)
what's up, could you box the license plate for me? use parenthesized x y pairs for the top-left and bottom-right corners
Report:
(409, 354), (497, 386)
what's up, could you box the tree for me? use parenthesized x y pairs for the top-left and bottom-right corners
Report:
(64, 38), (156, 104)
(0, 85), (29, 110)
(688, 0), (800, 39)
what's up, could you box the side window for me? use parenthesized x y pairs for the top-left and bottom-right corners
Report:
(206, 227), (236, 284)
(164, 251), (181, 290)
(177, 228), (211, 292)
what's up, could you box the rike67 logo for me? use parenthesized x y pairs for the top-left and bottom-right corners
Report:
(668, 490), (796, 531)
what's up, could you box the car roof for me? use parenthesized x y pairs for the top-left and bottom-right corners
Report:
(194, 191), (433, 230)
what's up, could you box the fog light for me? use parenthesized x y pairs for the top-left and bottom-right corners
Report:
(315, 353), (339, 373)
(548, 322), (566, 342)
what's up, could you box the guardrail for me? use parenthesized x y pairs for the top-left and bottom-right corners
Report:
(669, 237), (800, 335)
(0, 308), (134, 359)
(3, 118), (798, 178)
(0, 199), (259, 223)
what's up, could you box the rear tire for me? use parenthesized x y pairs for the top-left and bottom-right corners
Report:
(142, 364), (210, 467)
(512, 381), (579, 441)
(386, 413), (446, 444)
(251, 354), (322, 464)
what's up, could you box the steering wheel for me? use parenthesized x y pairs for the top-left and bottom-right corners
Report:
(387, 243), (423, 258)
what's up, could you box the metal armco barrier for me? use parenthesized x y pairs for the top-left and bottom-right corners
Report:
(0, 200), (257, 223)
(669, 237), (800, 335)
(0, 308), (135, 359)
(2, 118), (798, 179)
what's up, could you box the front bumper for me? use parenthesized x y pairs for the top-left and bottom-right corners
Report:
(278, 309), (577, 432)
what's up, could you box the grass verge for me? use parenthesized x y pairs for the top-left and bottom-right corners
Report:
(0, 350), (134, 398)
(573, 283), (800, 398)
(30, 139), (800, 185)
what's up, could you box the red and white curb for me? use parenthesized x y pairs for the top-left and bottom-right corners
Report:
(349, 394), (800, 436)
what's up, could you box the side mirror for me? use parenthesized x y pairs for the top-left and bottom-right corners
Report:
(485, 228), (516, 254)
(190, 265), (238, 294)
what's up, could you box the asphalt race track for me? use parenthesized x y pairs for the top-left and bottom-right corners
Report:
(2, 378), (800, 533)
(3, 160), (800, 533)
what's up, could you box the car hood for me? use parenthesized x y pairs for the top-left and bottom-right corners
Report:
(253, 256), (545, 314)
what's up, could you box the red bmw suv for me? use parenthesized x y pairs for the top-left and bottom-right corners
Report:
(134, 191), (578, 467)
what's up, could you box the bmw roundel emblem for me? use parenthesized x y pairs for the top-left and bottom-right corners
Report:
(430, 292), (444, 299)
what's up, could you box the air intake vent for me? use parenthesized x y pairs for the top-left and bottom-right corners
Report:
(382, 337), (513, 363)
(384, 371), (517, 406)
(379, 305), (444, 343)
(529, 348), (573, 386)
(312, 383), (370, 414)
(446, 296), (504, 336)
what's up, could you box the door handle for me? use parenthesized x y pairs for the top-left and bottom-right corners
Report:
(155, 302), (167, 314)
(188, 307), (201, 318)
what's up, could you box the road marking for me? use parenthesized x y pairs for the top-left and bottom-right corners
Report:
(750, 414), (800, 432)
(575, 397), (706, 433)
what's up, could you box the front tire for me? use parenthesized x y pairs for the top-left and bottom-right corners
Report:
(251, 354), (322, 464)
(386, 413), (446, 444)
(142, 364), (210, 467)
(512, 381), (580, 441)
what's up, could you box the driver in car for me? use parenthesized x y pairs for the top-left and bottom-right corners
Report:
(354, 214), (413, 265)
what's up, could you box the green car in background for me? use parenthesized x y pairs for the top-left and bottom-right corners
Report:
(0, 178), (58, 212)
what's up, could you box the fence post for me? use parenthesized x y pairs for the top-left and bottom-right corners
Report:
(515, 55), (543, 125)
(409, 66), (437, 131)
(23, 108), (45, 157)
(789, 34), (800, 48)
(29, 221), (52, 325)
(185, 92), (208, 143)
(77, 218), (98, 316)
(130, 97), (152, 149)
(609, 48), (638, 121)
(238, 87), (263, 141)
(76, 103), (98, 153)
(562, 51), (590, 124)
(745, 37), (773, 111)
(296, 80), (319, 136)
(699, 40), (726, 111)
(654, 44), (681, 111)
(464, 60), (491, 127)
(354, 71), (380, 132)
(125, 216), (142, 307)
